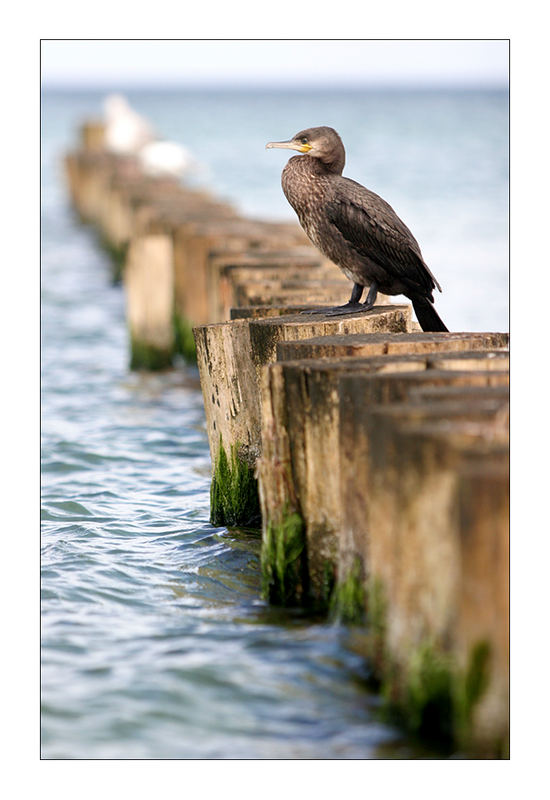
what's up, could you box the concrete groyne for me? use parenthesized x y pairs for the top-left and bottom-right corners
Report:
(64, 118), (509, 756)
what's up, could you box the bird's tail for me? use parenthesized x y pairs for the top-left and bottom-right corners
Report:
(410, 296), (449, 332)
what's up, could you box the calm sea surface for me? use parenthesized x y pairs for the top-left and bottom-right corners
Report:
(41, 88), (508, 759)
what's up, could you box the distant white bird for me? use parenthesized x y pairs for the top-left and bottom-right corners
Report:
(138, 140), (196, 178)
(103, 93), (197, 179)
(103, 94), (155, 155)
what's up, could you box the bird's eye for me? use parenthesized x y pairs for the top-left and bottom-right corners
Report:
(300, 137), (308, 144)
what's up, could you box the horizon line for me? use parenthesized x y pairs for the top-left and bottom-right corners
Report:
(41, 80), (509, 92)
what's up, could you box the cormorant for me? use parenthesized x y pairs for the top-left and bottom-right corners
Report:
(266, 126), (448, 332)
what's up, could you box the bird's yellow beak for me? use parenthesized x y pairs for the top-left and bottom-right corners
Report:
(266, 139), (312, 153)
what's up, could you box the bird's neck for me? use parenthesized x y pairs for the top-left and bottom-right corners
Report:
(307, 153), (345, 176)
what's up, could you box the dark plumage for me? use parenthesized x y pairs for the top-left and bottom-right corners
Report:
(266, 126), (448, 331)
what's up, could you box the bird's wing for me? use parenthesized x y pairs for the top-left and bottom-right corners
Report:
(327, 178), (441, 294)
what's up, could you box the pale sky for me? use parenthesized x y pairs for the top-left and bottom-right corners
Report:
(41, 40), (509, 88)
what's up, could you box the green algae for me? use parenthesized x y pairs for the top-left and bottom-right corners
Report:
(329, 558), (366, 625)
(403, 643), (455, 743)
(210, 439), (261, 528)
(366, 576), (389, 678)
(400, 640), (492, 748)
(130, 337), (174, 371)
(455, 640), (492, 744)
(99, 236), (128, 283)
(360, 575), (493, 751)
(462, 640), (491, 718)
(108, 244), (128, 284)
(129, 313), (195, 370)
(173, 313), (197, 364)
(320, 560), (336, 608)
(261, 508), (307, 606)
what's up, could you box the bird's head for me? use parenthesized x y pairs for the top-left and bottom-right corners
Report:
(266, 126), (345, 174)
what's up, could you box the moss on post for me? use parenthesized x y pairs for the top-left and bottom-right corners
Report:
(174, 313), (197, 364)
(329, 558), (366, 625)
(261, 509), (307, 606)
(399, 640), (492, 749)
(125, 234), (175, 371)
(402, 643), (455, 744)
(454, 641), (492, 746)
(100, 237), (128, 283)
(320, 560), (336, 608)
(366, 576), (389, 679)
(360, 576), (493, 751)
(210, 439), (261, 528)
(130, 337), (174, 371)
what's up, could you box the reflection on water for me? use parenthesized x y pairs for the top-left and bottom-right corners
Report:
(41, 87), (508, 758)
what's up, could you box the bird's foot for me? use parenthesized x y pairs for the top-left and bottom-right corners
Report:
(299, 302), (364, 317)
(299, 306), (333, 315)
(300, 301), (377, 317)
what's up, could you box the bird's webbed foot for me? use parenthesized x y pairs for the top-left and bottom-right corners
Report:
(299, 301), (363, 316)
(322, 283), (379, 315)
(298, 284), (379, 317)
(299, 283), (366, 316)
(299, 305), (335, 315)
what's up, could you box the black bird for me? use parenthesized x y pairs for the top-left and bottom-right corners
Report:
(266, 126), (448, 332)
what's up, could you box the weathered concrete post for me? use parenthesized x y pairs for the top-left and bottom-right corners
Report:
(124, 234), (175, 370)
(362, 403), (508, 753)
(80, 121), (105, 153)
(173, 218), (310, 328)
(193, 318), (262, 527)
(259, 334), (508, 608)
(453, 449), (509, 753)
(194, 306), (412, 530)
(211, 250), (329, 322)
(338, 367), (509, 594)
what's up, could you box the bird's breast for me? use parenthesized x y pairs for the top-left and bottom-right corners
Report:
(281, 161), (328, 242)
(280, 159), (374, 284)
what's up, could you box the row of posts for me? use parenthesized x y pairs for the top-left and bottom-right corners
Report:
(65, 120), (509, 756)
